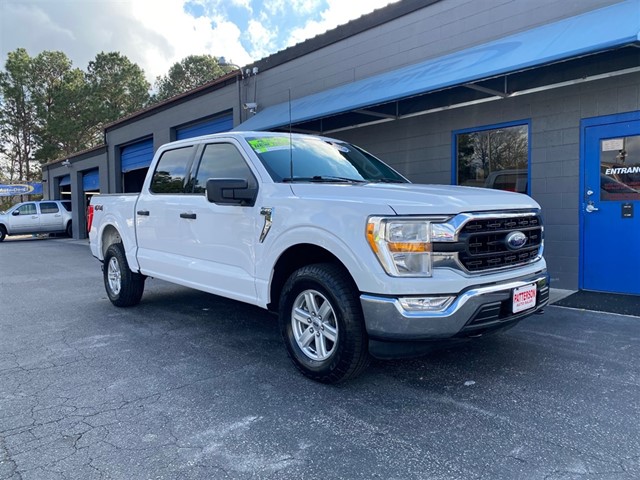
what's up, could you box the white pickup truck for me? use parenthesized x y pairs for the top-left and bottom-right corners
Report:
(89, 132), (548, 383)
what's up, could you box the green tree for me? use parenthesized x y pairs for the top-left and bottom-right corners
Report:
(0, 48), (37, 183)
(85, 52), (150, 127)
(45, 68), (99, 157)
(30, 51), (78, 162)
(153, 55), (230, 102)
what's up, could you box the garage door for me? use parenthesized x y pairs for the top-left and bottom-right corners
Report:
(176, 114), (233, 140)
(82, 169), (99, 191)
(121, 138), (154, 172)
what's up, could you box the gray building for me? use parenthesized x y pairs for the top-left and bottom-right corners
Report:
(42, 0), (640, 295)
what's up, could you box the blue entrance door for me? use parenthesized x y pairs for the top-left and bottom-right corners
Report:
(582, 116), (640, 295)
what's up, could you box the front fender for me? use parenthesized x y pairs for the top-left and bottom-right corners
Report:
(254, 223), (387, 306)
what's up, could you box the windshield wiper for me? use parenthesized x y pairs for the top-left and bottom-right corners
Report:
(367, 178), (407, 184)
(282, 176), (365, 183)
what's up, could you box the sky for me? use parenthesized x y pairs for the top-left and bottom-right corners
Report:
(0, 0), (400, 83)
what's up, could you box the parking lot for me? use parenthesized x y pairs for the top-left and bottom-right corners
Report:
(1, 237), (639, 480)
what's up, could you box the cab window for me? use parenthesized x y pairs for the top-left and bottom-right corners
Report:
(150, 147), (194, 194)
(40, 202), (59, 214)
(191, 143), (256, 194)
(16, 203), (37, 215)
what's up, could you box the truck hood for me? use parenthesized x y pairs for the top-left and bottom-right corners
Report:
(289, 183), (540, 215)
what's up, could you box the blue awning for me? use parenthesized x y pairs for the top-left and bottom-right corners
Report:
(59, 175), (71, 187)
(237, 0), (640, 132)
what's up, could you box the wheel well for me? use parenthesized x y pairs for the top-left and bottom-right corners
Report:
(268, 244), (357, 312)
(101, 225), (122, 258)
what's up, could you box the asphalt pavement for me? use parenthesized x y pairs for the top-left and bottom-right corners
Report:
(1, 237), (639, 480)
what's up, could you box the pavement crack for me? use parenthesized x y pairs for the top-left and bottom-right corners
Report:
(0, 433), (23, 480)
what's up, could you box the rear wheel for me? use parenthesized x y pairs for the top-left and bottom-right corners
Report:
(103, 243), (145, 307)
(279, 263), (370, 383)
(66, 221), (73, 237)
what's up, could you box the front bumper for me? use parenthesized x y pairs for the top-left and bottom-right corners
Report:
(360, 270), (549, 341)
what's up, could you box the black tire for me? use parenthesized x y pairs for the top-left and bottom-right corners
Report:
(279, 263), (370, 383)
(66, 221), (73, 238)
(0, 226), (6, 242)
(103, 243), (145, 307)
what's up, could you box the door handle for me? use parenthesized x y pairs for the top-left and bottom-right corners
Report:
(137, 210), (150, 216)
(180, 213), (197, 220)
(586, 204), (599, 213)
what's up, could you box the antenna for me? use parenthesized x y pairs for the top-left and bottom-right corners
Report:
(289, 89), (293, 181)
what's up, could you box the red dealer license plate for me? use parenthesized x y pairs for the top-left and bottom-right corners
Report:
(512, 283), (537, 314)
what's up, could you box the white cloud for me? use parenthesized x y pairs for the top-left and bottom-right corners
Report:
(247, 19), (278, 60)
(263, 0), (324, 16)
(129, 0), (252, 80)
(229, 0), (253, 11)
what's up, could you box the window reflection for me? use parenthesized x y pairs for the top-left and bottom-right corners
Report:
(456, 124), (528, 194)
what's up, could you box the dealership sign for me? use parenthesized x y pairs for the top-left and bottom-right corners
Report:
(0, 183), (43, 196)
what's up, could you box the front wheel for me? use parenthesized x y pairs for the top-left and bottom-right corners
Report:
(0, 226), (6, 242)
(279, 263), (370, 383)
(103, 243), (145, 307)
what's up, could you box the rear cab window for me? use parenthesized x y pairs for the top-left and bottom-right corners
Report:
(150, 146), (195, 194)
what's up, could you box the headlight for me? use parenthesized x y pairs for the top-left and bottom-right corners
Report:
(366, 216), (448, 277)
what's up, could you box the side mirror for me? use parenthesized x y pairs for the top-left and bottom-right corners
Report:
(12, 210), (20, 216)
(206, 178), (258, 206)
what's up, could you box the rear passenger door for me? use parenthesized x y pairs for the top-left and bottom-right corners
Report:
(39, 202), (64, 232)
(135, 145), (197, 279)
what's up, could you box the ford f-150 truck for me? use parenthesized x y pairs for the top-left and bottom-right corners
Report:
(89, 132), (548, 383)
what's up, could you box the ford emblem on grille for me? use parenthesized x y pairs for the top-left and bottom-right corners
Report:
(506, 231), (527, 250)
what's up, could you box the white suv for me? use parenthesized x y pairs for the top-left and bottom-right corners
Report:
(0, 200), (73, 241)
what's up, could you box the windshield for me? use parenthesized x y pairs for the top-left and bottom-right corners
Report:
(246, 136), (408, 183)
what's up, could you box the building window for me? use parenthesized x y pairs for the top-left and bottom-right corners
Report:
(454, 122), (530, 194)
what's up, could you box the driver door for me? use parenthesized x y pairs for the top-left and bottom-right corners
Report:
(10, 203), (40, 233)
